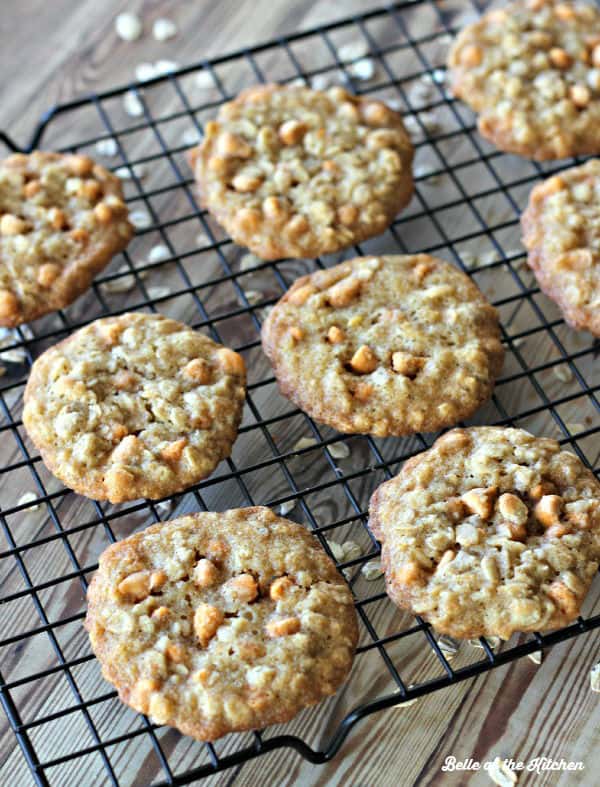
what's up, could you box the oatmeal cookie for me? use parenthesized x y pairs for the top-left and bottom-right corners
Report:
(369, 427), (600, 639)
(86, 507), (358, 741)
(0, 151), (133, 326)
(23, 312), (246, 503)
(189, 83), (414, 259)
(522, 160), (600, 335)
(261, 255), (504, 437)
(448, 0), (600, 160)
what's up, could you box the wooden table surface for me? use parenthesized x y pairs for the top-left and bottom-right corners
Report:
(0, 1), (599, 786)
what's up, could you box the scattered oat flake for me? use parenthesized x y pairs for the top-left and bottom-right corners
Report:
(341, 541), (361, 562)
(419, 112), (440, 134)
(338, 41), (369, 62)
(293, 436), (317, 452)
(0, 347), (27, 364)
(289, 77), (308, 87)
(361, 560), (383, 581)
(394, 685), (418, 707)
(155, 500), (173, 517)
(153, 18), (178, 41)
(488, 756), (518, 786)
(135, 62), (157, 82)
(461, 251), (477, 269)
(437, 635), (459, 657)
(95, 138), (118, 157)
(481, 250), (499, 266)
(240, 253), (263, 271)
(553, 366), (573, 384)
(147, 285), (170, 300)
(148, 244), (170, 264)
(195, 71), (215, 89)
(349, 57), (376, 81)
(528, 650), (543, 665)
(311, 73), (335, 91)
(244, 290), (262, 305)
(18, 491), (40, 510)
(123, 90), (144, 117)
(566, 422), (584, 434)
(409, 81), (433, 104)
(115, 12), (142, 42)
(386, 97), (403, 111)
(511, 337), (527, 349)
(181, 128), (202, 146)
(278, 500), (296, 516)
(329, 542), (346, 562)
(115, 164), (147, 180)
(590, 662), (600, 692)
(102, 268), (137, 293)
(468, 636), (501, 650)
(130, 210), (152, 229)
(329, 442), (350, 459)
(155, 60), (179, 76)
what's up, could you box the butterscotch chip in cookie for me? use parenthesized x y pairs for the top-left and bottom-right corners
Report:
(23, 313), (246, 502)
(522, 159), (600, 335)
(85, 507), (358, 741)
(188, 84), (414, 259)
(261, 255), (504, 437)
(369, 427), (600, 640)
(0, 151), (133, 326)
(448, 0), (600, 159)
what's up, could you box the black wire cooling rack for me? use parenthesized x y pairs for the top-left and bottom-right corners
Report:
(1, 1), (599, 785)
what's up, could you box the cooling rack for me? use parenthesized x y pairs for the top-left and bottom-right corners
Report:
(0, 1), (599, 785)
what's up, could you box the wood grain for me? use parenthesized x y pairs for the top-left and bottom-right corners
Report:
(0, 1), (598, 786)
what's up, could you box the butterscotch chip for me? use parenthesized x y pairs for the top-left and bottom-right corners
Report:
(23, 312), (246, 502)
(0, 150), (133, 326)
(85, 507), (358, 741)
(448, 0), (600, 159)
(261, 255), (504, 437)
(369, 427), (600, 640)
(521, 159), (600, 335)
(188, 84), (414, 259)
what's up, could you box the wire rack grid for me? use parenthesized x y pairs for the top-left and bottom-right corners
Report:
(0, 1), (599, 785)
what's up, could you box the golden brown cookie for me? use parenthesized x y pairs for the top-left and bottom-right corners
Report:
(521, 160), (600, 335)
(0, 151), (133, 326)
(261, 255), (504, 437)
(189, 83), (414, 259)
(448, 0), (600, 160)
(86, 507), (358, 741)
(369, 427), (600, 640)
(23, 312), (246, 503)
